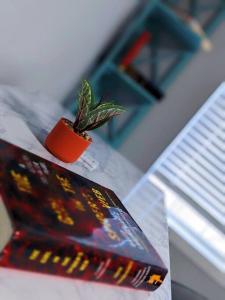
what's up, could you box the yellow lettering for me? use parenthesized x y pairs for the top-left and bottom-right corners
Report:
(50, 198), (74, 226)
(52, 256), (60, 263)
(11, 170), (32, 194)
(113, 266), (123, 279)
(116, 261), (133, 285)
(40, 251), (52, 264)
(61, 257), (71, 266)
(72, 199), (86, 212)
(56, 174), (75, 194)
(66, 252), (83, 274)
(29, 249), (40, 260)
(92, 188), (110, 208)
(79, 259), (89, 271)
(147, 274), (163, 285)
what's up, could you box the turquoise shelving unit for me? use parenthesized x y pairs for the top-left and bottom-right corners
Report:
(87, 0), (201, 147)
(69, 0), (224, 147)
(164, 0), (225, 34)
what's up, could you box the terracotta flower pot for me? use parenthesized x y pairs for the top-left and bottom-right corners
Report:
(45, 118), (92, 163)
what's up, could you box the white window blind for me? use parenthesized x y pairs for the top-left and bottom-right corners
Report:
(148, 83), (225, 272)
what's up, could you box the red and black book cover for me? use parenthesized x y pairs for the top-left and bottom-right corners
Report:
(0, 138), (167, 291)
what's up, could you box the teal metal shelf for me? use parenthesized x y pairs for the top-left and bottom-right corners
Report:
(68, 0), (224, 148)
(90, 62), (156, 146)
(165, 0), (225, 34)
(85, 0), (202, 147)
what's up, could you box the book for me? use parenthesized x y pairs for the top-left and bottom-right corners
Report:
(120, 31), (151, 68)
(0, 138), (167, 291)
(123, 65), (164, 101)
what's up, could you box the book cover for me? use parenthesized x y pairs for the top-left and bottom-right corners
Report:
(0, 138), (167, 291)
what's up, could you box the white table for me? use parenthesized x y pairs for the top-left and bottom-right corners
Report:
(0, 86), (171, 300)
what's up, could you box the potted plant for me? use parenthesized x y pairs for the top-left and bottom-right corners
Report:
(45, 80), (125, 163)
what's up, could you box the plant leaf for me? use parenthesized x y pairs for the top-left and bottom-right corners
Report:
(73, 80), (125, 133)
(82, 103), (125, 131)
(90, 85), (97, 109)
(84, 116), (112, 131)
(73, 80), (92, 132)
(90, 102), (125, 114)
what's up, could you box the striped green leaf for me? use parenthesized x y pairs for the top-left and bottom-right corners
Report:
(73, 80), (125, 133)
(83, 103), (125, 131)
(74, 80), (92, 131)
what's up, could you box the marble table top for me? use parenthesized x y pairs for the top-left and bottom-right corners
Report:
(0, 86), (171, 300)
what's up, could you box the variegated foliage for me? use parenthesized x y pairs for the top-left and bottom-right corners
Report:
(73, 80), (125, 133)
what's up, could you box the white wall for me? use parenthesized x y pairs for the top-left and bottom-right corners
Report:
(0, 0), (137, 102)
